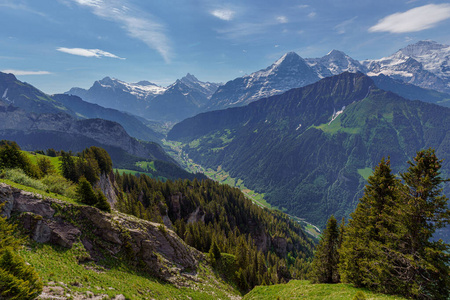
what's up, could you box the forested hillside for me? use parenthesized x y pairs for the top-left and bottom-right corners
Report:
(0, 141), (315, 296)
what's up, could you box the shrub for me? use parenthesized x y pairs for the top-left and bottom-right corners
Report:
(1, 169), (48, 191)
(352, 291), (366, 300)
(41, 173), (76, 198)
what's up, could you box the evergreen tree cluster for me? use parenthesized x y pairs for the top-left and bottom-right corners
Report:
(311, 149), (450, 300)
(60, 146), (112, 185)
(114, 173), (315, 293)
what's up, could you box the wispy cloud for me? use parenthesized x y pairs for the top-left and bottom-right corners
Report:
(276, 16), (288, 24)
(0, 1), (47, 17)
(369, 4), (450, 33)
(211, 8), (235, 21)
(2, 69), (51, 75)
(334, 17), (357, 34)
(308, 12), (316, 18)
(57, 47), (125, 59)
(216, 22), (270, 40)
(69, 0), (172, 62)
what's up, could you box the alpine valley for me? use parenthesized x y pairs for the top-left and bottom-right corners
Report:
(0, 39), (450, 300)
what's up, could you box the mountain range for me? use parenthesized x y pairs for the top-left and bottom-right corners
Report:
(206, 40), (450, 111)
(167, 72), (450, 234)
(66, 41), (450, 121)
(66, 74), (220, 122)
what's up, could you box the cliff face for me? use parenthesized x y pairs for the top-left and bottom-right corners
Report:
(0, 183), (202, 283)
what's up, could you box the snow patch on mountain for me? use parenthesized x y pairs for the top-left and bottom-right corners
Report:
(329, 106), (345, 125)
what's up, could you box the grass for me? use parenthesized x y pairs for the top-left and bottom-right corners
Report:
(135, 161), (156, 172)
(20, 242), (239, 300)
(0, 178), (78, 205)
(357, 167), (373, 181)
(244, 280), (407, 300)
(114, 168), (166, 181)
(23, 151), (62, 170)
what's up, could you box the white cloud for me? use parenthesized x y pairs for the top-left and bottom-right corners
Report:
(297, 5), (309, 9)
(211, 9), (235, 21)
(308, 12), (316, 18)
(57, 47), (125, 59)
(2, 69), (51, 75)
(276, 16), (288, 24)
(369, 4), (450, 33)
(69, 0), (172, 62)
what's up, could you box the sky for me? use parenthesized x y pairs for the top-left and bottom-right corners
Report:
(1, 0), (450, 94)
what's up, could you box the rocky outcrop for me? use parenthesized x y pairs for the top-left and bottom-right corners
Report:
(97, 171), (118, 205)
(0, 183), (202, 283)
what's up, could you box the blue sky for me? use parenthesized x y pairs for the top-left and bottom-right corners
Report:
(1, 0), (449, 94)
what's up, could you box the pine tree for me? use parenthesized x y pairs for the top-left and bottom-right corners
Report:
(0, 249), (43, 300)
(310, 215), (340, 283)
(76, 176), (98, 206)
(59, 151), (78, 182)
(209, 239), (221, 263)
(397, 149), (450, 299)
(95, 190), (111, 212)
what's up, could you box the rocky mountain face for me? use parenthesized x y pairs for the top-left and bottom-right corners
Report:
(206, 52), (320, 111)
(0, 103), (173, 163)
(145, 74), (220, 122)
(206, 41), (450, 111)
(305, 49), (367, 77)
(168, 72), (450, 232)
(0, 72), (72, 115)
(362, 40), (450, 93)
(66, 74), (220, 122)
(51, 93), (162, 142)
(66, 77), (166, 116)
(0, 182), (202, 283)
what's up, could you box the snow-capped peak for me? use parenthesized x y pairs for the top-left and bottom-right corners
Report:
(399, 40), (448, 57)
(325, 49), (346, 58)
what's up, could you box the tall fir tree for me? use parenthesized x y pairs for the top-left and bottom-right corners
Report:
(398, 149), (450, 299)
(310, 215), (340, 283)
(339, 158), (404, 292)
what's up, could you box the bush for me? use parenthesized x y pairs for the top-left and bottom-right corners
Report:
(36, 156), (54, 175)
(1, 169), (48, 191)
(352, 291), (366, 300)
(41, 173), (76, 198)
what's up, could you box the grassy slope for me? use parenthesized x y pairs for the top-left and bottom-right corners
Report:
(244, 280), (406, 300)
(3, 152), (240, 299)
(20, 242), (238, 300)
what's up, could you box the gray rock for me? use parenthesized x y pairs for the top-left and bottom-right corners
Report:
(0, 183), (14, 218)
